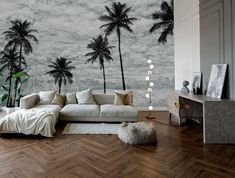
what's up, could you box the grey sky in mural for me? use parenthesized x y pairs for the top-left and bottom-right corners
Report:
(0, 0), (174, 107)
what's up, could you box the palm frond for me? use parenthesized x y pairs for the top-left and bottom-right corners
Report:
(149, 0), (174, 44)
(85, 35), (114, 68)
(100, 2), (137, 36)
(2, 19), (38, 58)
(158, 23), (173, 44)
(120, 24), (134, 34)
(99, 15), (114, 22)
(45, 57), (75, 90)
(105, 6), (116, 18)
(26, 34), (39, 44)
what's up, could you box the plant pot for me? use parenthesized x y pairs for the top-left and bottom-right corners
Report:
(6, 107), (15, 115)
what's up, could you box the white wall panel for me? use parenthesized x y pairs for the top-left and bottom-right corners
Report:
(175, 0), (235, 99)
(200, 0), (235, 99)
(174, 0), (200, 90)
(200, 6), (222, 91)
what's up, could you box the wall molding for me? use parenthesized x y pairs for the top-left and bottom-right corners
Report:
(174, 0), (200, 90)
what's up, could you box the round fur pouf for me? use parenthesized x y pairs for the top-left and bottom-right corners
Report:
(118, 122), (157, 145)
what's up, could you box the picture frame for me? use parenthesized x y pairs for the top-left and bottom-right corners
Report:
(206, 64), (227, 98)
(192, 72), (202, 94)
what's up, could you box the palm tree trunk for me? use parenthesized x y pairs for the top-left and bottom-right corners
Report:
(58, 78), (62, 93)
(7, 76), (12, 107)
(19, 43), (22, 69)
(7, 65), (13, 107)
(14, 80), (17, 106)
(117, 28), (126, 90)
(15, 43), (23, 107)
(102, 65), (106, 94)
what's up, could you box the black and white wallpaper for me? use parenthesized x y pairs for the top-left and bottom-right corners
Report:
(0, 0), (174, 107)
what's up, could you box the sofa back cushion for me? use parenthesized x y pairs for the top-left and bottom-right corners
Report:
(76, 88), (96, 105)
(38, 90), (57, 105)
(115, 90), (133, 105)
(65, 93), (77, 105)
(93, 91), (134, 105)
(93, 94), (114, 105)
(114, 92), (127, 105)
(51, 93), (66, 107)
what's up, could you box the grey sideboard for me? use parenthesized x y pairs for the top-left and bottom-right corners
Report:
(167, 91), (235, 144)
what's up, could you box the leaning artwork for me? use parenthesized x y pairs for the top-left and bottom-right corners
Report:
(206, 64), (227, 98)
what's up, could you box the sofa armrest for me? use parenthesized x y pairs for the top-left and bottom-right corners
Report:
(20, 93), (39, 109)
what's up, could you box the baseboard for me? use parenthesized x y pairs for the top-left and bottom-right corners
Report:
(135, 107), (168, 111)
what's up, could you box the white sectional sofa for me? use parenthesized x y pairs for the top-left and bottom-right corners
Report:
(20, 93), (138, 122)
(20, 93), (62, 118)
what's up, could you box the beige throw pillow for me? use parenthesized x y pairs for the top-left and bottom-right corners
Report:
(115, 90), (133, 105)
(76, 88), (96, 105)
(65, 93), (77, 105)
(38, 90), (57, 105)
(114, 92), (128, 105)
(51, 93), (66, 107)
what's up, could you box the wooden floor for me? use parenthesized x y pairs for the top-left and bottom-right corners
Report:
(0, 111), (235, 178)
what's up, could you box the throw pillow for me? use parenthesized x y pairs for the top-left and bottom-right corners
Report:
(76, 88), (96, 105)
(38, 90), (57, 105)
(115, 90), (133, 105)
(51, 93), (66, 107)
(65, 93), (77, 105)
(114, 92), (128, 105)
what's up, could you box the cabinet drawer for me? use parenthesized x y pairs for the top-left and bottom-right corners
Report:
(167, 92), (180, 117)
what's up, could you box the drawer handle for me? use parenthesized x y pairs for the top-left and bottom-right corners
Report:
(175, 102), (181, 109)
(175, 103), (190, 109)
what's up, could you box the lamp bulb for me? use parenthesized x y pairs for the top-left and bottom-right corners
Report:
(150, 82), (154, 87)
(149, 106), (153, 110)
(147, 59), (152, 64)
(148, 88), (152, 92)
(145, 76), (150, 81)
(150, 64), (154, 69)
(146, 93), (150, 98)
(148, 70), (152, 75)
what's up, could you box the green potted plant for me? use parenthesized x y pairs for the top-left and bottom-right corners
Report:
(0, 48), (19, 113)
(0, 71), (29, 114)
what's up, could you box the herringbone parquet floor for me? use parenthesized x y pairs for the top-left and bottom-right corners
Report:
(0, 111), (235, 178)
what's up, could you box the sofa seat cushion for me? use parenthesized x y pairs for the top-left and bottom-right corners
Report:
(30, 105), (62, 118)
(60, 104), (100, 119)
(100, 104), (138, 118)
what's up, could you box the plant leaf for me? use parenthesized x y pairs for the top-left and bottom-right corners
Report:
(0, 86), (8, 91)
(0, 93), (9, 103)
(13, 71), (26, 78)
(17, 83), (22, 91)
(20, 76), (29, 84)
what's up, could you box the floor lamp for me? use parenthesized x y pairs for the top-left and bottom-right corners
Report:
(145, 59), (155, 120)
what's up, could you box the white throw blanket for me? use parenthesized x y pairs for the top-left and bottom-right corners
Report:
(0, 109), (57, 137)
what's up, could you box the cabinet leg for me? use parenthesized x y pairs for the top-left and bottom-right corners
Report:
(169, 113), (172, 120)
(179, 118), (181, 125)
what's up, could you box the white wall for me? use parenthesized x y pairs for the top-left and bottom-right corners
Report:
(175, 0), (235, 99)
(174, 0), (200, 90)
(200, 0), (235, 99)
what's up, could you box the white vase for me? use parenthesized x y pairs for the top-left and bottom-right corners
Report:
(6, 107), (15, 115)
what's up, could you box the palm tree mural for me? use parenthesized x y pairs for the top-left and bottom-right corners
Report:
(45, 57), (75, 93)
(100, 2), (137, 90)
(0, 47), (20, 107)
(3, 19), (38, 69)
(85, 35), (114, 94)
(149, 0), (174, 44)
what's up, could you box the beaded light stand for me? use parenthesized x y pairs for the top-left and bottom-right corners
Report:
(145, 59), (155, 120)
